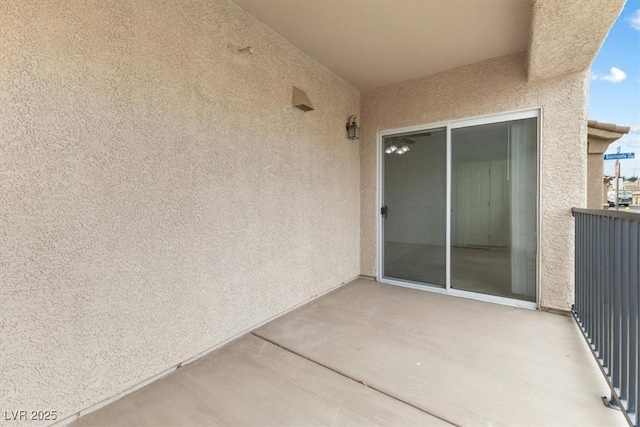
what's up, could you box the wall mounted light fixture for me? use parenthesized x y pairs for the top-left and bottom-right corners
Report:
(346, 115), (359, 140)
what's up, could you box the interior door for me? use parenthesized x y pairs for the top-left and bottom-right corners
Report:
(452, 161), (508, 247)
(453, 162), (491, 246)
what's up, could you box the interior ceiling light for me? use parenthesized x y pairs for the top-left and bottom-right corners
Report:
(385, 137), (414, 154)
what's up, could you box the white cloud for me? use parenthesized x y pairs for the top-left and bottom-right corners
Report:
(592, 67), (627, 83)
(627, 9), (640, 30)
(601, 67), (627, 83)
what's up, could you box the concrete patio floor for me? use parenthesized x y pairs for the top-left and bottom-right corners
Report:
(73, 279), (626, 426)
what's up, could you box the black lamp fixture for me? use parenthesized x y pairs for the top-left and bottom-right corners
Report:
(346, 115), (360, 140)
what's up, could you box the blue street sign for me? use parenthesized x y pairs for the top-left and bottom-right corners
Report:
(604, 153), (635, 160)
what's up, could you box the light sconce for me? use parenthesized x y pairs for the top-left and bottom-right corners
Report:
(346, 115), (360, 140)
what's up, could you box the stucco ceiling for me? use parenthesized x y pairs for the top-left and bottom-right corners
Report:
(232, 0), (531, 90)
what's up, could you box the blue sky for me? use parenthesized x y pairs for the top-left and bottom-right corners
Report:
(589, 0), (640, 176)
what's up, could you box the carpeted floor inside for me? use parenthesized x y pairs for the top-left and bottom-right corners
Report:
(384, 242), (534, 301)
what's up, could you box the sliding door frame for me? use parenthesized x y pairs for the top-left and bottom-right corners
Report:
(376, 107), (541, 309)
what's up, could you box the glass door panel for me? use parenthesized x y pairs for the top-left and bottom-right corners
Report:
(382, 129), (446, 286)
(450, 118), (537, 302)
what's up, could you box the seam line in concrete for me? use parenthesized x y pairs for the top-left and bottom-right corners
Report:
(250, 331), (459, 427)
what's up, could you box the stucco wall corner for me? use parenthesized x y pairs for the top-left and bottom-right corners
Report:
(538, 69), (589, 311)
(528, 0), (625, 82)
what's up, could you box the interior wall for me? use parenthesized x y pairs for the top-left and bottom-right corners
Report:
(360, 52), (589, 311)
(0, 0), (360, 423)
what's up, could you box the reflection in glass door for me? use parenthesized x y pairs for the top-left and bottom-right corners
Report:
(450, 118), (537, 302)
(382, 129), (446, 286)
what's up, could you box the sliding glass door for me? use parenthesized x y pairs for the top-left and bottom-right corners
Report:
(382, 129), (446, 287)
(451, 118), (537, 302)
(379, 111), (538, 305)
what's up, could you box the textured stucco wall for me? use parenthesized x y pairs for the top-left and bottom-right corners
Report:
(360, 52), (589, 311)
(587, 153), (606, 208)
(528, 0), (625, 81)
(0, 0), (360, 424)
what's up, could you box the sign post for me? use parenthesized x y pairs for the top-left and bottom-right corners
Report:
(615, 160), (620, 210)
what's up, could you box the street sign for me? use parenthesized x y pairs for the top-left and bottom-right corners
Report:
(604, 153), (635, 160)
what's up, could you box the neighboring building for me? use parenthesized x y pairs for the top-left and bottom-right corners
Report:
(623, 179), (640, 205)
(605, 178), (640, 206)
(587, 121), (631, 208)
(0, 0), (627, 425)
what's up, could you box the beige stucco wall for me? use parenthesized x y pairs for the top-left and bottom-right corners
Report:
(587, 138), (613, 209)
(360, 52), (589, 311)
(528, 0), (625, 82)
(587, 153), (607, 208)
(0, 0), (360, 424)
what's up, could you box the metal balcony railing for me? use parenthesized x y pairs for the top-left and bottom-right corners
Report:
(572, 208), (639, 426)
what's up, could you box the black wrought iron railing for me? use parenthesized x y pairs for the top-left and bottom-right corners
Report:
(572, 208), (639, 426)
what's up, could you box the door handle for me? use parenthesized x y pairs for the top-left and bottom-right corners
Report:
(381, 205), (388, 218)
